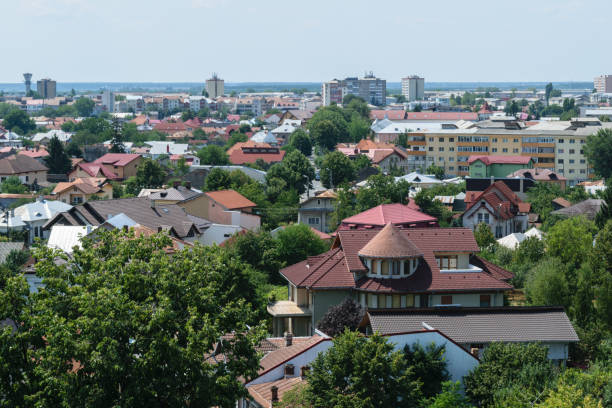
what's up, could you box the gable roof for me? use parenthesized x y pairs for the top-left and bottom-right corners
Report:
(53, 177), (107, 195)
(508, 168), (567, 181)
(204, 189), (256, 210)
(148, 186), (202, 202)
(43, 197), (201, 239)
(228, 145), (286, 165)
(551, 199), (604, 220)
(0, 154), (48, 175)
(464, 181), (524, 218)
(94, 153), (141, 167)
(468, 155), (533, 165)
(340, 203), (437, 229)
(365, 307), (579, 343)
(74, 162), (119, 179)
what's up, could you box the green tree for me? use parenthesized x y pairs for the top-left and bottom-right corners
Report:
(355, 174), (410, 211)
(426, 164), (445, 180)
(584, 128), (612, 179)
(275, 223), (328, 267)
(525, 257), (571, 308)
(288, 129), (312, 156)
(403, 343), (449, 399)
(329, 185), (357, 229)
(307, 106), (348, 150)
(205, 168), (232, 191)
(464, 342), (555, 407)
(545, 82), (553, 105)
(347, 113), (370, 142)
(225, 132), (248, 150)
(425, 381), (473, 408)
(44, 135), (72, 174)
(474, 222), (496, 250)
(320, 151), (356, 189)
(198, 145), (229, 165)
(545, 217), (596, 269)
(595, 183), (612, 228)
(3, 249), (30, 271)
(305, 331), (421, 408)
(0, 176), (27, 194)
(73, 97), (95, 117)
(2, 109), (35, 133)
(136, 158), (166, 188)
(316, 297), (363, 337)
(0, 229), (266, 407)
(266, 150), (314, 195)
(65, 142), (83, 158)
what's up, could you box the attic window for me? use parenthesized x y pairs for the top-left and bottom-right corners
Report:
(162, 208), (169, 213)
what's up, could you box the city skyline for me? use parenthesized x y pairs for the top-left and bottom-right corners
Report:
(2, 0), (611, 83)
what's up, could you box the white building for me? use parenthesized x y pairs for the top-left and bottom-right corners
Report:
(401, 75), (425, 101)
(0, 198), (72, 243)
(101, 89), (114, 113)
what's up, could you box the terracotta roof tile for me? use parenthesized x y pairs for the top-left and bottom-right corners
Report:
(358, 223), (422, 258)
(205, 189), (256, 210)
(340, 203), (437, 230)
(468, 155), (532, 165)
(94, 153), (141, 167)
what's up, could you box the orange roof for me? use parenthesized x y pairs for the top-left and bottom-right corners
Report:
(226, 140), (271, 155)
(248, 377), (304, 407)
(53, 177), (107, 195)
(205, 189), (256, 210)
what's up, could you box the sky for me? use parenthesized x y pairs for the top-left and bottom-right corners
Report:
(1, 0), (611, 83)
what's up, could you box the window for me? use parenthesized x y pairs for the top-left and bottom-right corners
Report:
(569, 149), (575, 154)
(569, 139), (575, 144)
(558, 139), (564, 143)
(381, 260), (389, 275)
(308, 217), (320, 225)
(502, 138), (508, 143)
(492, 138), (498, 142)
(580, 169), (586, 174)
(502, 148), (508, 153)
(495, 225), (503, 238)
(378, 294), (386, 308)
(441, 295), (453, 305)
(569, 159), (574, 164)
(449, 138), (454, 142)
(367, 293), (376, 307)
(558, 149), (564, 153)
(513, 138), (519, 143)
(558, 159), (564, 163)
(438, 147), (444, 152)
(25, 176), (29, 182)
(569, 169), (575, 174)
(480, 295), (491, 307)
(391, 261), (400, 275)
(580, 150), (584, 154)
(513, 148), (518, 153)
(492, 148), (498, 153)
(449, 147), (455, 151)
(439, 137), (444, 142)
(428, 137), (434, 142)
(392, 294), (401, 308)
(449, 166), (454, 171)
(317, 199), (320, 205)
(484, 213), (490, 223)
(449, 157), (454, 162)
(580, 159), (585, 164)
(428, 147), (434, 151)
(439, 157), (444, 162)
(436, 255), (458, 270)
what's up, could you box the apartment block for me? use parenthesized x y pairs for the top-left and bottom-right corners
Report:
(401, 75), (425, 101)
(37, 78), (57, 99)
(374, 119), (608, 184)
(322, 73), (386, 106)
(594, 74), (612, 93)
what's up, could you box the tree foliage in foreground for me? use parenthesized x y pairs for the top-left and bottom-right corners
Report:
(0, 229), (265, 407)
(316, 297), (363, 337)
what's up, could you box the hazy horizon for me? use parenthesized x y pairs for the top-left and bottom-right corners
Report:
(2, 0), (610, 83)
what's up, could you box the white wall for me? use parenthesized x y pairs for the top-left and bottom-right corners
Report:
(197, 224), (242, 246)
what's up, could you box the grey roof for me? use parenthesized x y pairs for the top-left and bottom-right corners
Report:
(148, 186), (202, 202)
(366, 307), (579, 343)
(190, 165), (267, 183)
(551, 199), (604, 220)
(0, 242), (25, 263)
(0, 154), (48, 175)
(43, 197), (201, 239)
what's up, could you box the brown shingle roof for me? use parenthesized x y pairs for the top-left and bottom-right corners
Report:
(0, 154), (48, 175)
(358, 223), (423, 259)
(365, 307), (579, 343)
(248, 377), (304, 407)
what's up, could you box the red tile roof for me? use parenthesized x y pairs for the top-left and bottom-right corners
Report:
(248, 377), (304, 407)
(18, 149), (49, 158)
(205, 189), (256, 210)
(228, 146), (286, 165)
(404, 112), (478, 121)
(154, 121), (186, 132)
(358, 223), (423, 259)
(339, 203), (437, 230)
(74, 162), (120, 180)
(369, 110), (406, 120)
(280, 228), (512, 293)
(94, 153), (141, 167)
(467, 155), (533, 165)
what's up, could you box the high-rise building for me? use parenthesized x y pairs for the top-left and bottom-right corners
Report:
(594, 75), (612, 93)
(23, 73), (32, 95)
(401, 75), (425, 101)
(322, 73), (386, 106)
(206, 74), (224, 99)
(36, 78), (57, 99)
(101, 89), (114, 113)
(322, 79), (344, 106)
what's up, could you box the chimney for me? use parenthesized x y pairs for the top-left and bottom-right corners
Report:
(284, 332), (293, 347)
(270, 386), (279, 403)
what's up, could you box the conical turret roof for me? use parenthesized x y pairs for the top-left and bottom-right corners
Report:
(358, 223), (423, 259)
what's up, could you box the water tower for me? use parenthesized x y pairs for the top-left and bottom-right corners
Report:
(23, 73), (32, 94)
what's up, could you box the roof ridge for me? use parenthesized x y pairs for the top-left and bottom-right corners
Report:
(303, 248), (345, 288)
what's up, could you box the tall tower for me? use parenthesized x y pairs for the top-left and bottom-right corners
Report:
(23, 73), (32, 95)
(206, 73), (224, 99)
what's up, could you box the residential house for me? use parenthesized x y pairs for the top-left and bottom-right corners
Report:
(0, 154), (48, 185)
(154, 121), (187, 135)
(362, 306), (578, 362)
(92, 153), (142, 180)
(250, 130), (278, 145)
(47, 225), (96, 253)
(201, 189), (260, 231)
(144, 185), (207, 219)
(279, 110), (314, 125)
(52, 177), (112, 205)
(145, 141), (189, 159)
(468, 155), (534, 178)
(507, 168), (567, 190)
(551, 198), (604, 220)
(228, 142), (286, 165)
(270, 123), (298, 145)
(0, 198), (72, 243)
(0, 130), (24, 148)
(239, 330), (478, 407)
(70, 162), (121, 181)
(18, 148), (49, 164)
(297, 190), (337, 233)
(337, 203), (437, 231)
(31, 129), (72, 145)
(462, 181), (530, 238)
(268, 223), (513, 336)
(578, 179), (606, 195)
